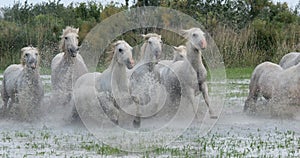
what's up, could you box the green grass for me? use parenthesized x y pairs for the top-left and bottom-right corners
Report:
(225, 67), (254, 79)
(40, 67), (52, 75)
(207, 67), (253, 80)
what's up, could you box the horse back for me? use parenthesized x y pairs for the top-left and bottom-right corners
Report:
(279, 52), (300, 69)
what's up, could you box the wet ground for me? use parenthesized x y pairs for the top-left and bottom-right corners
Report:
(0, 75), (299, 157)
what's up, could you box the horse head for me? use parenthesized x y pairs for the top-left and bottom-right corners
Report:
(21, 46), (39, 70)
(141, 33), (163, 63)
(60, 26), (79, 57)
(181, 28), (207, 51)
(113, 40), (135, 69)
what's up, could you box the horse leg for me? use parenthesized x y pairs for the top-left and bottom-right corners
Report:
(185, 88), (199, 119)
(1, 80), (8, 115)
(244, 79), (259, 112)
(7, 94), (16, 116)
(199, 82), (217, 119)
(112, 99), (120, 125)
(133, 103), (141, 128)
(244, 93), (258, 113)
(1, 94), (8, 115)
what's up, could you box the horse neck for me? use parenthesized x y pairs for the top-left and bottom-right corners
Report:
(108, 56), (129, 91)
(63, 52), (76, 64)
(140, 42), (153, 63)
(24, 67), (40, 81)
(186, 42), (203, 72)
(296, 62), (300, 70)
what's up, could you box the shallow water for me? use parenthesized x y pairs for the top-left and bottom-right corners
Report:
(0, 76), (299, 157)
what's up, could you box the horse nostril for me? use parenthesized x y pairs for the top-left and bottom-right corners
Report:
(200, 39), (207, 49)
(130, 58), (135, 65)
(76, 48), (79, 51)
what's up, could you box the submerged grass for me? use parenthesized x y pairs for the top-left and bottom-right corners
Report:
(0, 66), (299, 157)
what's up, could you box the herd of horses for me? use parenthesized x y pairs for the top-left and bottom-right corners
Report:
(1, 26), (299, 126)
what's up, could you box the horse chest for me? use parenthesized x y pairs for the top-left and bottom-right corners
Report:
(17, 73), (43, 98)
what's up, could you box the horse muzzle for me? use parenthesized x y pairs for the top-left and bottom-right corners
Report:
(68, 47), (79, 57)
(200, 39), (207, 49)
(30, 62), (37, 69)
(71, 53), (77, 57)
(126, 58), (135, 69)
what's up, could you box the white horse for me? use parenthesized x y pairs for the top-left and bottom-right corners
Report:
(159, 45), (200, 117)
(244, 61), (300, 116)
(279, 52), (300, 69)
(155, 45), (187, 73)
(127, 33), (164, 127)
(244, 62), (282, 112)
(51, 26), (88, 106)
(180, 28), (216, 118)
(270, 62), (300, 116)
(1, 46), (44, 119)
(74, 40), (134, 124)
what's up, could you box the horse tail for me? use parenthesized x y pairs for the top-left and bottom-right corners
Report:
(1, 74), (8, 109)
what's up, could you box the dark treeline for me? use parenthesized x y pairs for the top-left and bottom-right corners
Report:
(0, 0), (299, 69)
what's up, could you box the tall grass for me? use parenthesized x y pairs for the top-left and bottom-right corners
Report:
(211, 21), (300, 68)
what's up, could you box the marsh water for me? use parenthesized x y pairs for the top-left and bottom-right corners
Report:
(0, 75), (299, 157)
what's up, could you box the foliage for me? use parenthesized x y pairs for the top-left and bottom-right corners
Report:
(0, 0), (299, 69)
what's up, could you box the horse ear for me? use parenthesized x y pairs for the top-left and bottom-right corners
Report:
(141, 34), (148, 40)
(76, 28), (79, 34)
(21, 47), (29, 53)
(180, 29), (189, 38)
(113, 41), (121, 47)
(172, 46), (179, 51)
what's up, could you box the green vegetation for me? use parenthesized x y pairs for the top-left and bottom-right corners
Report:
(225, 67), (254, 79)
(0, 0), (299, 69)
(1, 128), (298, 157)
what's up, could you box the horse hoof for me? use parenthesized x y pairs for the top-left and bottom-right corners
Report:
(111, 119), (119, 125)
(133, 118), (140, 128)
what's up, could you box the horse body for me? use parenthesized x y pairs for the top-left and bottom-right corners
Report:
(279, 52), (300, 69)
(245, 61), (300, 116)
(2, 64), (23, 112)
(51, 52), (88, 92)
(270, 64), (300, 116)
(244, 62), (282, 112)
(75, 72), (102, 88)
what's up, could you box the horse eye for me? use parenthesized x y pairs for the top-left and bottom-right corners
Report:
(180, 55), (183, 58)
(25, 53), (29, 57)
(192, 33), (197, 37)
(65, 37), (68, 40)
(35, 53), (38, 56)
(119, 48), (123, 53)
(148, 41), (152, 44)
